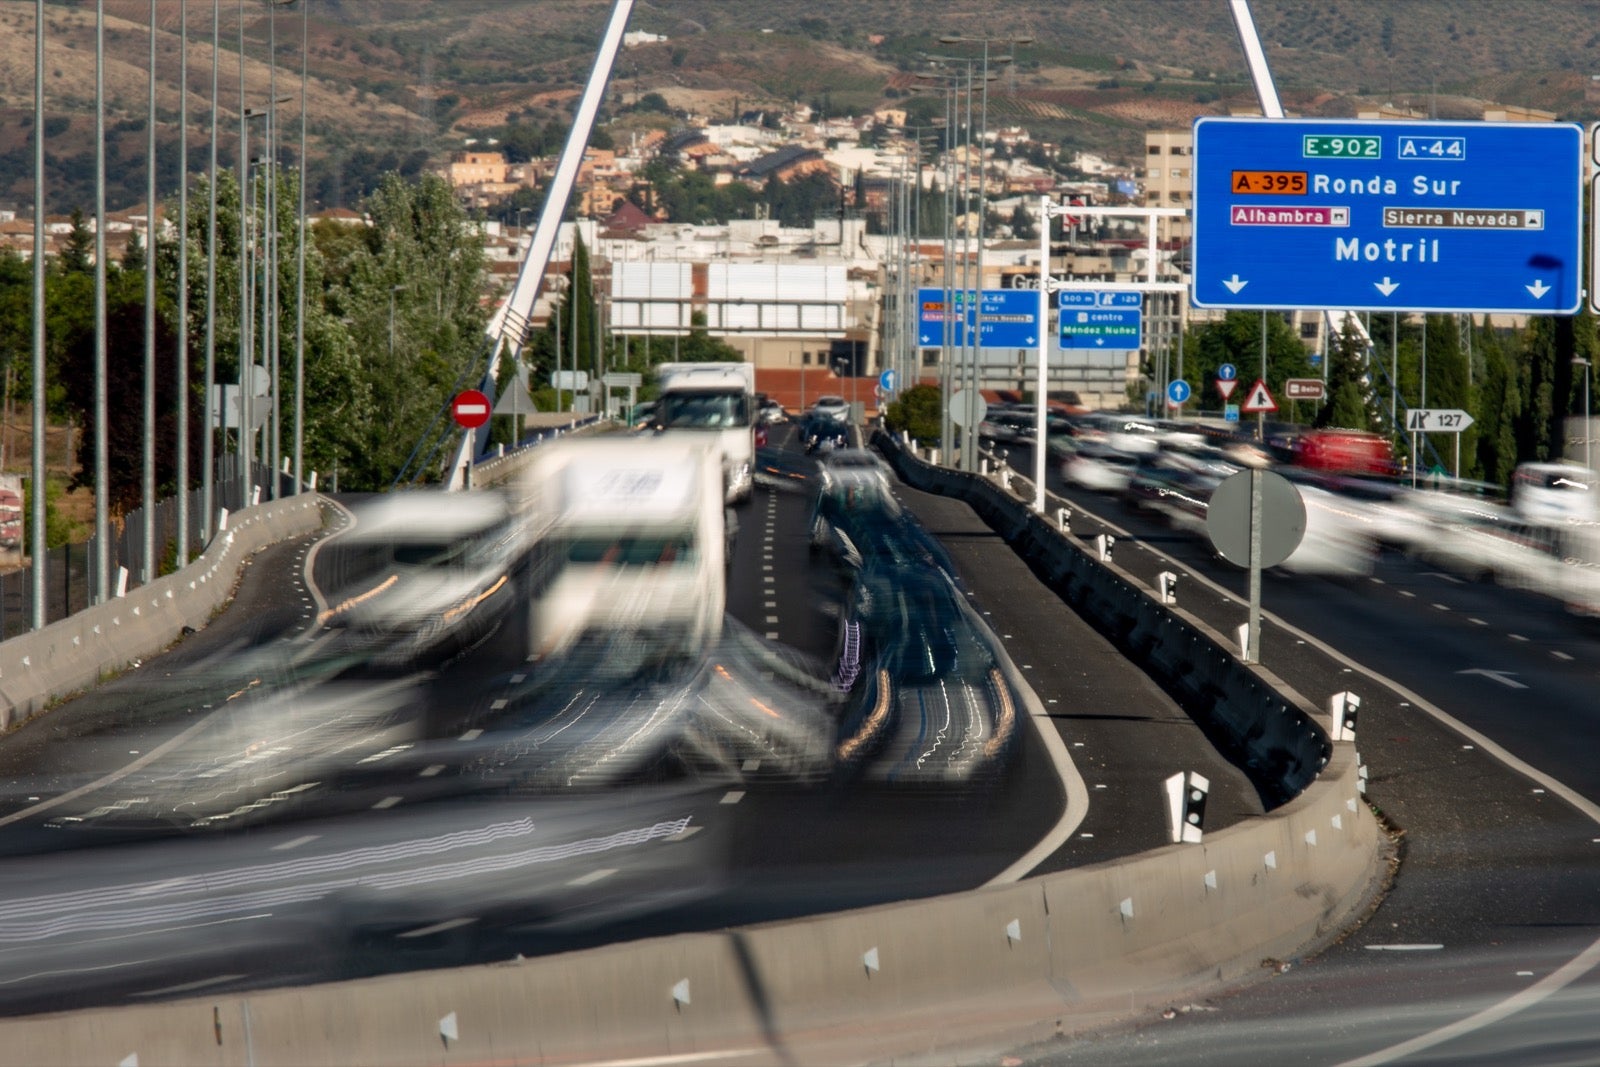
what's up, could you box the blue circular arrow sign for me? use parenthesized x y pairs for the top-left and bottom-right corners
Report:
(879, 368), (898, 393)
(1217, 363), (1238, 382)
(1167, 379), (1192, 405)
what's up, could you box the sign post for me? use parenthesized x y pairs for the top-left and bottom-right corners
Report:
(1193, 117), (1583, 314)
(1405, 407), (1476, 480)
(1206, 468), (1306, 664)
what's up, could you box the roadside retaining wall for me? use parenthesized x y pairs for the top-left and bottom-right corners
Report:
(0, 748), (1375, 1066)
(0, 496), (323, 732)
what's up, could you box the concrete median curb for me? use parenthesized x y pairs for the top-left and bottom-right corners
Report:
(0, 496), (324, 732)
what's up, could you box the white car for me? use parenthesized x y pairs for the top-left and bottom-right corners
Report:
(810, 395), (850, 421)
(1062, 444), (1139, 493)
(818, 448), (893, 491)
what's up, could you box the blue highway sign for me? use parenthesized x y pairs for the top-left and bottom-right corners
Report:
(917, 288), (1040, 349)
(1191, 117), (1583, 314)
(1058, 290), (1143, 349)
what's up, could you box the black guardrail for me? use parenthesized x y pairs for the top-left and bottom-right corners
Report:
(875, 430), (1329, 808)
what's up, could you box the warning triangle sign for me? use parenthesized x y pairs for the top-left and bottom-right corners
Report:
(492, 378), (540, 417)
(1239, 378), (1278, 414)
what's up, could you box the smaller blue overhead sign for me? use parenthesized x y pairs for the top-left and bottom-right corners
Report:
(1191, 117), (1583, 314)
(1058, 290), (1142, 349)
(917, 288), (1040, 349)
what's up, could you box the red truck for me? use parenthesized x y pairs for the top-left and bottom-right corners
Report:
(1290, 429), (1397, 477)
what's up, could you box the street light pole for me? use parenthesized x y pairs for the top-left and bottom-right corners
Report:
(142, 0), (157, 583)
(176, 0), (191, 565)
(30, 0), (46, 626)
(1577, 356), (1593, 472)
(939, 35), (1031, 468)
(293, 0), (307, 496)
(202, 0), (219, 540)
(94, 0), (108, 602)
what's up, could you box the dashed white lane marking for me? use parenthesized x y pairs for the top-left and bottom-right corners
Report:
(459, 728), (483, 741)
(765, 631), (779, 639)
(720, 790), (745, 805)
(491, 698), (508, 710)
(371, 796), (402, 810)
(567, 868), (617, 888)
(510, 673), (525, 683)
(1510, 633), (1529, 642)
(418, 765), (445, 778)
(1399, 590), (1416, 598)
(666, 825), (702, 842)
(397, 917), (477, 939)
(131, 974), (248, 998)
(765, 616), (779, 624)
(1364, 944), (1444, 952)
(1553, 651), (1574, 661)
(270, 834), (319, 852)
(1470, 618), (1488, 626)
(1432, 603), (1450, 611)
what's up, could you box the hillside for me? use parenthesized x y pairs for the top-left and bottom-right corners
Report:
(2, 1), (1596, 213)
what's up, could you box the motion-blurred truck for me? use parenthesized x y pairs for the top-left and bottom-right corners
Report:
(520, 436), (726, 662)
(652, 361), (756, 505)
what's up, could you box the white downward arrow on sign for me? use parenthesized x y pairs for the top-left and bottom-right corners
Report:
(1456, 668), (1527, 690)
(1527, 279), (1551, 299)
(1375, 277), (1400, 296)
(1222, 274), (1248, 294)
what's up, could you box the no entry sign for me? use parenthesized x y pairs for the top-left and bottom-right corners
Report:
(452, 389), (491, 429)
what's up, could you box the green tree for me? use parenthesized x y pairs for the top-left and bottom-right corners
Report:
(1007, 202), (1038, 241)
(120, 229), (145, 273)
(335, 172), (488, 489)
(884, 383), (941, 442)
(59, 207), (94, 275)
(1516, 316), (1560, 463)
(670, 310), (743, 363)
(1419, 314), (1476, 473)
(1316, 318), (1377, 431)
(1474, 318), (1521, 486)
(1183, 310), (1313, 407)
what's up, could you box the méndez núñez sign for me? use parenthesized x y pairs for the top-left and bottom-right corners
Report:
(1191, 118), (1582, 314)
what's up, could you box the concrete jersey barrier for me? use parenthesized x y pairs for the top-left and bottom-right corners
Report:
(0, 496), (323, 732)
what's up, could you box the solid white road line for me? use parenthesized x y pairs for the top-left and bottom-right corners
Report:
(397, 917), (477, 939)
(269, 834), (320, 852)
(567, 868), (618, 887)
